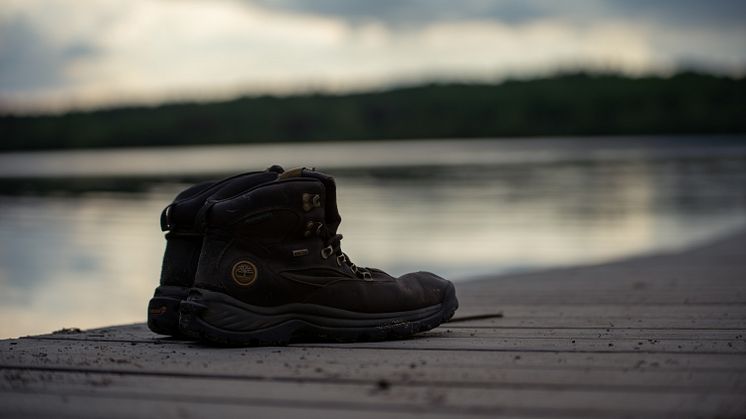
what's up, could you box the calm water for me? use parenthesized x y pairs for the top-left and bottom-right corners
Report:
(1, 136), (745, 338)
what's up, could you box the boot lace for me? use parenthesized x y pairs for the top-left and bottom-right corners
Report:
(319, 231), (372, 280)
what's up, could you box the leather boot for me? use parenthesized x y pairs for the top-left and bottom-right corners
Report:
(179, 168), (458, 345)
(147, 166), (284, 335)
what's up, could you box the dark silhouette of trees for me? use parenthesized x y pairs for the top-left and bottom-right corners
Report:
(2, 72), (744, 151)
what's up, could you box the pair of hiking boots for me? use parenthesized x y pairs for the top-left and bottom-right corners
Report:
(147, 166), (458, 345)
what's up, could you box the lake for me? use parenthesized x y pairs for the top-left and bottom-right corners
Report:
(1, 135), (745, 338)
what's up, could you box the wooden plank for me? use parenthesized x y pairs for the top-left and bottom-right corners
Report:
(451, 304), (746, 320)
(452, 292), (746, 305)
(2, 370), (745, 418)
(4, 363), (743, 393)
(450, 318), (746, 329)
(299, 338), (745, 354)
(4, 338), (746, 383)
(0, 393), (439, 419)
(30, 324), (746, 342)
(5, 339), (745, 373)
(17, 328), (746, 354)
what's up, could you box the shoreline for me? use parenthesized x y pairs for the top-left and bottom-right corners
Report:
(2, 134), (746, 179)
(454, 228), (746, 321)
(461, 226), (746, 286)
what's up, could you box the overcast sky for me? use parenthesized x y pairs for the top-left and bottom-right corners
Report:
(1, 0), (745, 113)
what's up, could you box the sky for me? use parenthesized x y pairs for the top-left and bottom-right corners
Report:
(1, 0), (745, 113)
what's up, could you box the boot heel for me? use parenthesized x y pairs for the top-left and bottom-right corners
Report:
(147, 285), (190, 336)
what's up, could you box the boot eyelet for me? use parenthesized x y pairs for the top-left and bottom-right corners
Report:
(321, 245), (334, 259)
(336, 254), (345, 267)
(361, 271), (373, 281)
(302, 193), (322, 211)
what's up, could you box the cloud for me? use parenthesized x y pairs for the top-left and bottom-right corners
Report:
(605, 0), (746, 28)
(248, 0), (746, 29)
(0, 0), (105, 105)
(0, 0), (744, 113)
(0, 12), (98, 93)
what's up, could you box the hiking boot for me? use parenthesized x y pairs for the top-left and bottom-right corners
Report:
(147, 166), (285, 336)
(179, 167), (458, 345)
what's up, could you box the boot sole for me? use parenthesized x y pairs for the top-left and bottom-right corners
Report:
(178, 284), (458, 346)
(147, 285), (191, 336)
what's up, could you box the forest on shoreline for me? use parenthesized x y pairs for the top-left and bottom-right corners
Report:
(1, 72), (744, 151)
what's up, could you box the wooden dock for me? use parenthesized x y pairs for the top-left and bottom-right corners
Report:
(2, 231), (745, 418)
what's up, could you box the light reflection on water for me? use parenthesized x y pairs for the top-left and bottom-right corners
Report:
(1, 138), (745, 338)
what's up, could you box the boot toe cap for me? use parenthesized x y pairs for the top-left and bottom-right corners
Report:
(399, 271), (456, 308)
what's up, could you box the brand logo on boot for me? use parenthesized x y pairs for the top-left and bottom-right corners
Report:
(231, 260), (258, 287)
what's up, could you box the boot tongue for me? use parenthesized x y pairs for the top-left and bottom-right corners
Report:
(279, 167), (342, 234)
(277, 166), (303, 179)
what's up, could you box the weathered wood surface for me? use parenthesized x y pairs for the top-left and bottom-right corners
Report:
(2, 232), (745, 418)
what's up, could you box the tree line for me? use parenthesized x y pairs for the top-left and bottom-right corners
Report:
(1, 72), (744, 151)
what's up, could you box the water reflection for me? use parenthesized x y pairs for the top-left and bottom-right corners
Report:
(0, 195), (165, 339)
(337, 159), (746, 276)
(1, 142), (745, 338)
